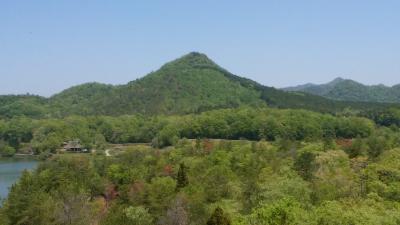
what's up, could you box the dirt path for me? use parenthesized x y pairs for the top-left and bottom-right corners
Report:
(105, 149), (111, 157)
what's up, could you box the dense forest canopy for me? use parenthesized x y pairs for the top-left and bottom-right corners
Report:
(1, 108), (400, 224)
(284, 77), (400, 103)
(1, 53), (400, 225)
(0, 107), (392, 156)
(0, 53), (398, 119)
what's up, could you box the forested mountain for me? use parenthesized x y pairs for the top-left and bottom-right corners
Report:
(283, 77), (400, 103)
(0, 53), (398, 119)
(52, 52), (369, 116)
(0, 95), (49, 118)
(2, 54), (400, 225)
(49, 52), (264, 116)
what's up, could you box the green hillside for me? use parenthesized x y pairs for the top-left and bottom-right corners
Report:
(0, 95), (49, 118)
(0, 53), (398, 119)
(2, 106), (400, 224)
(46, 53), (400, 116)
(48, 52), (264, 116)
(284, 77), (400, 103)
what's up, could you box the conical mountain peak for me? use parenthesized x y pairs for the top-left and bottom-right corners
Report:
(179, 52), (213, 62)
(159, 52), (219, 71)
(329, 77), (346, 85)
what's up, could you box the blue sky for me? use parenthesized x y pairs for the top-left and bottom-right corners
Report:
(1, 0), (399, 96)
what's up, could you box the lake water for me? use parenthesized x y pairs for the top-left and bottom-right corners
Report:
(0, 158), (38, 202)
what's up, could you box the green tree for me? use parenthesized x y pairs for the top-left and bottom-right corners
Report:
(124, 206), (153, 225)
(153, 125), (179, 148)
(294, 150), (316, 181)
(313, 150), (357, 202)
(94, 133), (107, 150)
(0, 144), (16, 157)
(161, 195), (189, 225)
(207, 207), (231, 225)
(366, 135), (388, 158)
(245, 198), (309, 225)
(345, 136), (365, 158)
(147, 177), (176, 216)
(254, 167), (312, 206)
(176, 163), (189, 191)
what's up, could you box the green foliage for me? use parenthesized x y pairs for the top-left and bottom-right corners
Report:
(312, 150), (357, 202)
(344, 136), (366, 158)
(147, 177), (177, 216)
(366, 135), (389, 158)
(207, 207), (231, 225)
(124, 206), (153, 225)
(161, 195), (189, 225)
(176, 163), (189, 190)
(48, 53), (264, 116)
(314, 199), (400, 225)
(245, 198), (308, 225)
(94, 133), (107, 150)
(2, 53), (400, 225)
(294, 150), (317, 181)
(1, 104), (400, 224)
(365, 108), (400, 127)
(2, 138), (400, 224)
(255, 166), (312, 205)
(364, 149), (400, 201)
(101, 205), (144, 225)
(1, 116), (34, 149)
(153, 125), (180, 148)
(0, 144), (16, 157)
(285, 77), (400, 103)
(0, 107), (379, 155)
(336, 117), (374, 138)
(1, 54), (397, 119)
(0, 95), (48, 119)
(0, 156), (105, 225)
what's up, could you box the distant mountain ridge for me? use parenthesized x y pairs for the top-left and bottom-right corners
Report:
(283, 77), (400, 103)
(0, 53), (397, 118)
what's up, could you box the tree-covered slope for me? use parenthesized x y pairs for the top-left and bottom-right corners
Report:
(284, 77), (400, 103)
(105, 52), (264, 114)
(2, 107), (400, 224)
(1, 53), (399, 118)
(222, 75), (395, 114)
(49, 82), (115, 116)
(48, 52), (264, 116)
(0, 95), (49, 119)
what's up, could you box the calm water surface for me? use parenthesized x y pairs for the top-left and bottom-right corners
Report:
(0, 158), (38, 202)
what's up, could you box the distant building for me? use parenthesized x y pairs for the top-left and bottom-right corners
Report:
(63, 140), (88, 152)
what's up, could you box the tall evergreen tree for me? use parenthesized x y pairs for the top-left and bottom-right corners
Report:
(176, 163), (189, 190)
(294, 150), (316, 181)
(206, 207), (231, 225)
